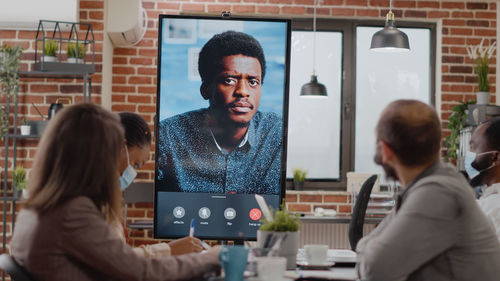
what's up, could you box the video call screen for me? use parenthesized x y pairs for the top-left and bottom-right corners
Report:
(154, 15), (290, 240)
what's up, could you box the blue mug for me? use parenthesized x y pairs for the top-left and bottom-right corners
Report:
(219, 246), (248, 281)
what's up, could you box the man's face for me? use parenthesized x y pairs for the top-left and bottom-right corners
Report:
(203, 54), (262, 127)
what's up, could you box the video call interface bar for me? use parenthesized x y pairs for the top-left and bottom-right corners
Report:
(155, 192), (280, 240)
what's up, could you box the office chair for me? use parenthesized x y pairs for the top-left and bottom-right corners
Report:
(0, 254), (37, 281)
(348, 174), (378, 251)
(123, 182), (154, 229)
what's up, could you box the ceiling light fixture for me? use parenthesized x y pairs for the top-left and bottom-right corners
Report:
(300, 0), (327, 96)
(370, 0), (410, 52)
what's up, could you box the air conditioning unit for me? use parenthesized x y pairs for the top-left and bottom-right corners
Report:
(106, 0), (147, 46)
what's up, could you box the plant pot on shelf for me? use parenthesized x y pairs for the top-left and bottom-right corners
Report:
(41, 55), (57, 63)
(293, 180), (304, 191)
(257, 230), (300, 269)
(22, 189), (29, 199)
(476, 91), (490, 105)
(20, 125), (30, 135)
(67, 57), (83, 64)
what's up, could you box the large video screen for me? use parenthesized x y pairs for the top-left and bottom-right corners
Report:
(154, 15), (290, 240)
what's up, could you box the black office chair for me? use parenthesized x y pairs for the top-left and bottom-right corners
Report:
(0, 254), (37, 281)
(348, 174), (378, 251)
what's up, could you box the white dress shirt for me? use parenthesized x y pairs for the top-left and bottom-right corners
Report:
(478, 182), (500, 241)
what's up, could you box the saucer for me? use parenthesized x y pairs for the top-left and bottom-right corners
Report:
(296, 261), (335, 269)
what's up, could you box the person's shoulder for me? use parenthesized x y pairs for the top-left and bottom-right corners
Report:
(253, 111), (281, 127)
(159, 109), (206, 131)
(60, 196), (101, 218)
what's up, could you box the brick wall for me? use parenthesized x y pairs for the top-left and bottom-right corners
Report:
(0, 0), (498, 250)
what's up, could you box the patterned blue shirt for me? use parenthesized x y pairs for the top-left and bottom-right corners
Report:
(156, 109), (282, 194)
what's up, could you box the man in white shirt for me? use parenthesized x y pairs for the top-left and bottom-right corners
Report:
(467, 117), (500, 240)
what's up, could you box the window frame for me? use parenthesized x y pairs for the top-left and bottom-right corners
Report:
(287, 18), (436, 190)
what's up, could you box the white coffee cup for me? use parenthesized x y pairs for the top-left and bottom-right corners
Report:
(304, 244), (328, 265)
(256, 256), (286, 281)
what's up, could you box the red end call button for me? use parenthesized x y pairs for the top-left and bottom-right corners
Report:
(249, 208), (262, 221)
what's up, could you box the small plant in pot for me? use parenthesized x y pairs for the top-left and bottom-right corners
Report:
(41, 39), (58, 63)
(293, 168), (307, 190)
(257, 202), (300, 269)
(20, 118), (30, 135)
(466, 39), (496, 105)
(13, 165), (28, 199)
(66, 42), (86, 64)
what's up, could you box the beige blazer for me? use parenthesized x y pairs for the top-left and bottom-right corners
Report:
(10, 196), (219, 281)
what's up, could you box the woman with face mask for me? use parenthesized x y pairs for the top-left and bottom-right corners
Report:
(10, 103), (219, 281)
(116, 112), (203, 257)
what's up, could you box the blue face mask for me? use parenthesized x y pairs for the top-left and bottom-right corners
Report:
(464, 151), (497, 180)
(119, 146), (137, 190)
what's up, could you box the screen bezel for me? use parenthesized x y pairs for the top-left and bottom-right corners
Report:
(154, 14), (291, 241)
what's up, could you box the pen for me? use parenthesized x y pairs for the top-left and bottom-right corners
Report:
(189, 218), (195, 237)
(200, 240), (212, 250)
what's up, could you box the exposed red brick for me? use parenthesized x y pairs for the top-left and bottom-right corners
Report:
(474, 29), (496, 36)
(130, 58), (153, 65)
(138, 67), (157, 75)
(449, 65), (472, 74)
(476, 12), (496, 19)
(80, 0), (104, 9)
(256, 5), (280, 14)
(369, 0), (389, 7)
(233, 4), (256, 13)
(113, 66), (135, 75)
(89, 11), (104, 20)
(112, 95), (126, 102)
(113, 57), (128, 65)
(143, 1), (155, 9)
(450, 84), (473, 92)
(346, 0), (368, 6)
(129, 76), (152, 84)
(338, 205), (351, 213)
(393, 0), (416, 8)
(428, 11), (450, 18)
(287, 203), (311, 212)
(404, 10), (426, 18)
(114, 48), (137, 56)
(356, 9), (379, 17)
(299, 194), (322, 203)
(417, 1), (439, 8)
(181, 3), (205, 12)
(60, 85), (84, 93)
(452, 11), (473, 18)
(113, 76), (127, 84)
(282, 6), (307, 14)
(449, 28), (472, 36)
(467, 2), (488, 10)
(466, 20), (490, 27)
(442, 37), (465, 45)
(29, 85), (58, 93)
(157, 2), (181, 9)
(324, 195), (347, 203)
(113, 86), (136, 93)
(331, 8), (355, 16)
(138, 86), (157, 94)
(286, 194), (297, 203)
(442, 75), (464, 83)
(270, 0), (292, 3)
(128, 95), (151, 103)
(219, 0), (240, 2)
(207, 4), (231, 12)
(441, 2), (465, 9)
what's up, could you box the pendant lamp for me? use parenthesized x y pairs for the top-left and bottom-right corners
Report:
(370, 0), (410, 52)
(300, 0), (327, 96)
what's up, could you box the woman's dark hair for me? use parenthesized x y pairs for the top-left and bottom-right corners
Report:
(198, 31), (266, 84)
(119, 112), (151, 148)
(25, 103), (124, 221)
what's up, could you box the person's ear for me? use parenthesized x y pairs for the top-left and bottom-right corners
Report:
(380, 141), (395, 164)
(200, 83), (210, 100)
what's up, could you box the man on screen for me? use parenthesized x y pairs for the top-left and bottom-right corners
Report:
(157, 31), (282, 194)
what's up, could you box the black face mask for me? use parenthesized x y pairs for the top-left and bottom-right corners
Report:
(374, 147), (398, 182)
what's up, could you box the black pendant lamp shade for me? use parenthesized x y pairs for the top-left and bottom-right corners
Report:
(370, 11), (410, 52)
(300, 0), (327, 96)
(300, 74), (327, 96)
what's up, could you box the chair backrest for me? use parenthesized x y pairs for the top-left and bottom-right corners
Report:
(0, 254), (37, 281)
(348, 174), (378, 251)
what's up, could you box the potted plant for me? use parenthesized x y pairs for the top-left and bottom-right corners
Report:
(466, 39), (496, 105)
(257, 202), (300, 269)
(66, 42), (86, 64)
(20, 118), (30, 135)
(41, 39), (58, 62)
(0, 106), (7, 141)
(0, 45), (23, 139)
(445, 100), (476, 163)
(13, 165), (28, 198)
(293, 168), (307, 190)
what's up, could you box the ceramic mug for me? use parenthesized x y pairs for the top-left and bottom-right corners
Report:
(219, 245), (248, 281)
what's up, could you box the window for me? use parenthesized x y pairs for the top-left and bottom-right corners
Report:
(286, 19), (436, 189)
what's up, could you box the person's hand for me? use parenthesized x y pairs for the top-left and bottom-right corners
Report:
(168, 236), (203, 255)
